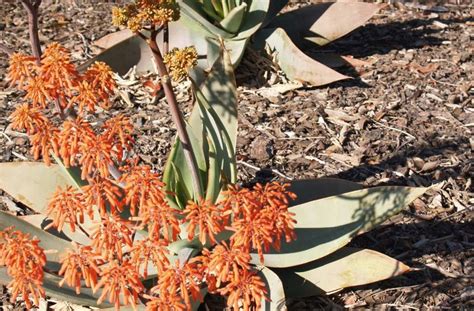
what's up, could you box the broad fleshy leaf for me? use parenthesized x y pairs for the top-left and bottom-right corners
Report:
(219, 3), (248, 34)
(259, 267), (287, 310)
(289, 178), (363, 206)
(20, 214), (91, 245)
(251, 185), (427, 267)
(254, 28), (350, 86)
(269, 2), (385, 47)
(272, 247), (410, 296)
(0, 162), (74, 214)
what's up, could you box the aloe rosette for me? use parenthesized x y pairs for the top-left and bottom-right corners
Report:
(85, 0), (384, 86)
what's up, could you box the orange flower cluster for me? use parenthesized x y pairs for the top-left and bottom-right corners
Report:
(0, 228), (46, 309)
(8, 43), (119, 168)
(5, 45), (298, 311)
(179, 182), (296, 310)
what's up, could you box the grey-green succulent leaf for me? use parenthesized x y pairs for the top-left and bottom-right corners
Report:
(289, 178), (363, 206)
(268, 2), (385, 48)
(20, 214), (91, 246)
(219, 2), (247, 34)
(251, 185), (427, 267)
(0, 162), (74, 214)
(253, 27), (350, 86)
(271, 247), (410, 297)
(258, 266), (287, 311)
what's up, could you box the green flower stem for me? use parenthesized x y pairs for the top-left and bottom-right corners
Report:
(147, 28), (203, 198)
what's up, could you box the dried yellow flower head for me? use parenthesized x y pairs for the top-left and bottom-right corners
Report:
(112, 0), (180, 32)
(163, 46), (198, 82)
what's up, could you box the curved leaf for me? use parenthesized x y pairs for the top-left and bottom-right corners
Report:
(0, 162), (74, 214)
(20, 214), (91, 245)
(233, 0), (270, 40)
(219, 3), (248, 34)
(251, 186), (427, 267)
(179, 0), (233, 39)
(272, 247), (410, 296)
(258, 267), (287, 310)
(268, 2), (385, 47)
(289, 178), (363, 206)
(254, 28), (349, 86)
(0, 211), (71, 269)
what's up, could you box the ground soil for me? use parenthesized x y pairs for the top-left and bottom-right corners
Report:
(0, 1), (472, 310)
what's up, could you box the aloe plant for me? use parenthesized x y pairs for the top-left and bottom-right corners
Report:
(1, 49), (426, 310)
(86, 0), (384, 86)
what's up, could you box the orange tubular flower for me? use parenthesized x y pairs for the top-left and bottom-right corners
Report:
(91, 213), (133, 260)
(152, 261), (202, 309)
(102, 115), (134, 161)
(120, 165), (168, 216)
(204, 242), (250, 288)
(182, 198), (224, 245)
(83, 61), (116, 102)
(40, 43), (78, 97)
(58, 117), (96, 168)
(9, 103), (48, 134)
(144, 292), (186, 311)
(79, 134), (116, 180)
(129, 237), (170, 278)
(58, 242), (102, 294)
(217, 269), (268, 311)
(94, 260), (144, 310)
(82, 176), (123, 216)
(0, 229), (46, 276)
(46, 186), (90, 232)
(7, 52), (38, 89)
(8, 272), (45, 309)
(136, 201), (181, 242)
(0, 229), (46, 309)
(71, 80), (99, 113)
(229, 215), (273, 264)
(24, 75), (52, 108)
(30, 121), (59, 166)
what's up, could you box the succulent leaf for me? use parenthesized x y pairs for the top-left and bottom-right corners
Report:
(0, 162), (75, 214)
(250, 185), (427, 267)
(254, 27), (350, 86)
(219, 3), (247, 34)
(272, 247), (410, 297)
(259, 266), (286, 311)
(269, 2), (385, 47)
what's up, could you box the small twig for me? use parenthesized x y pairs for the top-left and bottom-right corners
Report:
(237, 160), (293, 181)
(0, 42), (14, 55)
(371, 119), (417, 140)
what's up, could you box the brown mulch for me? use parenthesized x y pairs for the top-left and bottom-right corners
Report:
(0, 1), (473, 310)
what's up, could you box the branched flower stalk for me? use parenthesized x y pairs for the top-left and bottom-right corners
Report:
(113, 0), (203, 196)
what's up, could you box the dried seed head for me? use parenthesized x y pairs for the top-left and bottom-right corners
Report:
(112, 0), (180, 32)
